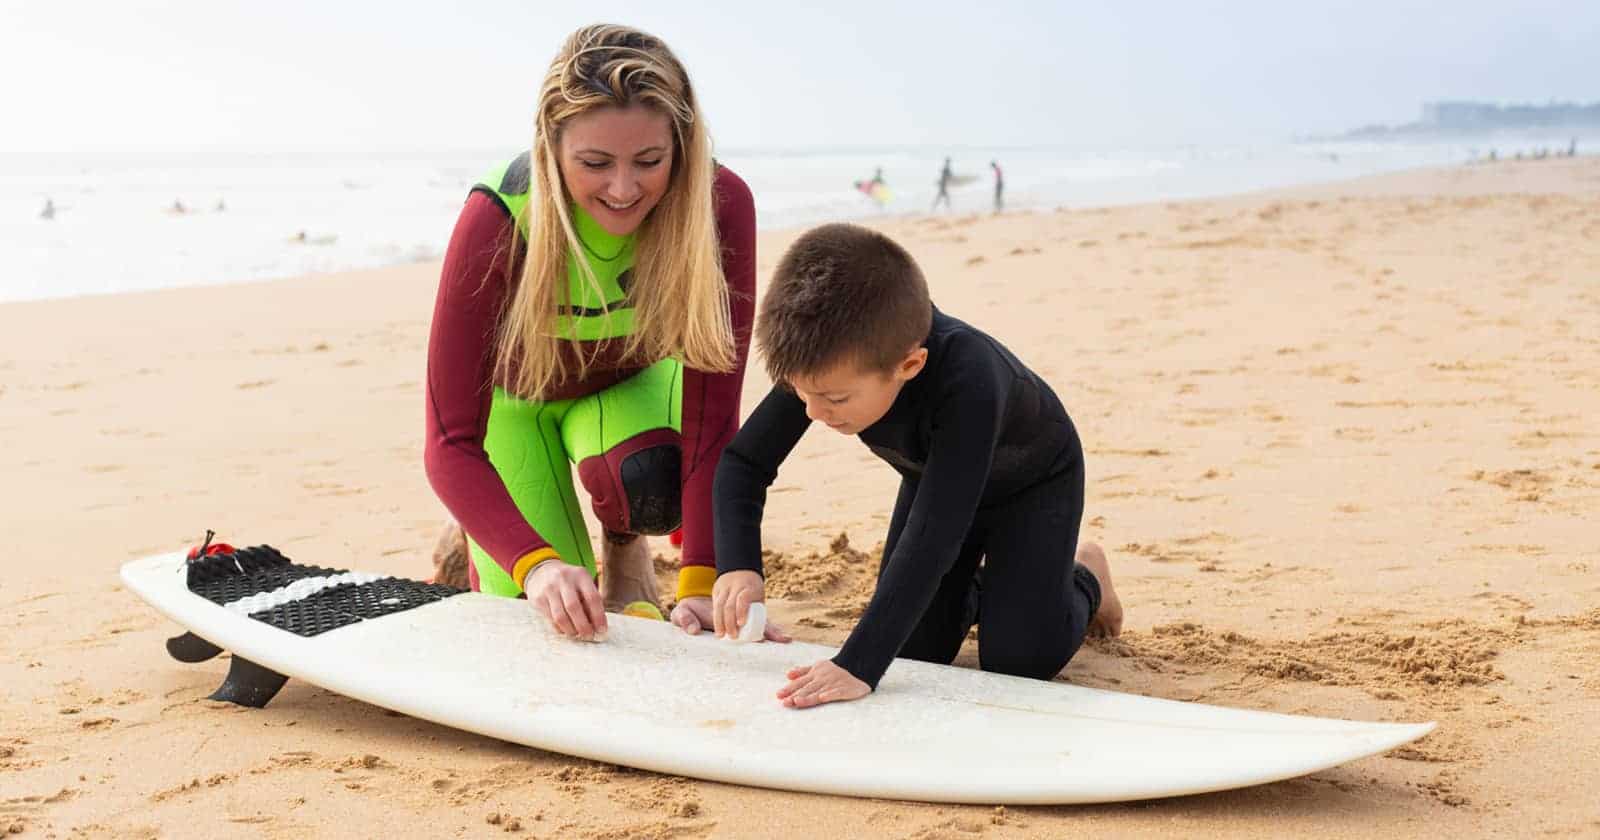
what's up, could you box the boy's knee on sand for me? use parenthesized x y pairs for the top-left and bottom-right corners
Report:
(980, 648), (1074, 681)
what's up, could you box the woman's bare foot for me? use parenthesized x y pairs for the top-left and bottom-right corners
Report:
(1076, 542), (1123, 638)
(429, 520), (471, 590)
(600, 534), (659, 613)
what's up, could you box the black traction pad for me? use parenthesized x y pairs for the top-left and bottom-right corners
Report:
(185, 545), (464, 638)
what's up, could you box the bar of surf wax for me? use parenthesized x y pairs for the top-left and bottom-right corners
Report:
(736, 602), (766, 643)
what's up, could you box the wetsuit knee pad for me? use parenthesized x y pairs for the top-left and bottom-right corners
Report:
(576, 428), (682, 536)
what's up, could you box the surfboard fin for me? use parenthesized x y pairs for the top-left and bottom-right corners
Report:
(165, 631), (223, 663)
(207, 655), (290, 708)
(164, 632), (290, 707)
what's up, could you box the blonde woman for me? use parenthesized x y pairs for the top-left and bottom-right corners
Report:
(424, 24), (783, 643)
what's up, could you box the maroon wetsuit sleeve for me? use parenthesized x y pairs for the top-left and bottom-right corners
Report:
(422, 191), (553, 581)
(676, 166), (757, 594)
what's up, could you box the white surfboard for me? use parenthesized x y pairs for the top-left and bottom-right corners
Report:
(121, 548), (1433, 804)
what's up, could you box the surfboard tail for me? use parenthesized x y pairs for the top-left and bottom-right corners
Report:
(141, 538), (465, 709)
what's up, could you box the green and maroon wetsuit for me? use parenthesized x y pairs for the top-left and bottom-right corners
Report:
(424, 153), (755, 600)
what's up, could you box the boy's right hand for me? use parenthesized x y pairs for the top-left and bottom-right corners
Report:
(524, 559), (607, 641)
(712, 570), (791, 643)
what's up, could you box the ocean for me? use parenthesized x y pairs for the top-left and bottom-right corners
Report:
(0, 137), (1568, 303)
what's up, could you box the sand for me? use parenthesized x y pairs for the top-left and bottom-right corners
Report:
(2, 156), (1597, 838)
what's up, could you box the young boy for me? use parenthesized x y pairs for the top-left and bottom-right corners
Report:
(711, 223), (1123, 709)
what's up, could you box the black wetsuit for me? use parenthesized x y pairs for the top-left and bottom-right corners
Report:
(714, 308), (1100, 689)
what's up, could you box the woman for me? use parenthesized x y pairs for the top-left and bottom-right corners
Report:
(424, 24), (778, 642)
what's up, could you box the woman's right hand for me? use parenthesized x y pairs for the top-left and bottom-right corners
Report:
(524, 559), (608, 641)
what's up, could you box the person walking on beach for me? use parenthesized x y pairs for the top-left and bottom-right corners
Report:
(989, 160), (1003, 213)
(424, 24), (773, 642)
(931, 157), (953, 212)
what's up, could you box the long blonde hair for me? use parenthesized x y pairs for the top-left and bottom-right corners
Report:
(494, 23), (735, 399)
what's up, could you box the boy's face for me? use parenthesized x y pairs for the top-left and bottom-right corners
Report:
(789, 348), (928, 436)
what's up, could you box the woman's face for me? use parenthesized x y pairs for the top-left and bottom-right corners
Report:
(557, 104), (675, 236)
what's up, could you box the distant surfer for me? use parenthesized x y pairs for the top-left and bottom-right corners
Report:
(40, 198), (55, 220)
(990, 160), (1003, 213)
(423, 25), (771, 641)
(710, 224), (1123, 707)
(931, 157), (953, 211)
(853, 167), (890, 208)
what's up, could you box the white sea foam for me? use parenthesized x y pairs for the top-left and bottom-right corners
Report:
(0, 138), (1536, 303)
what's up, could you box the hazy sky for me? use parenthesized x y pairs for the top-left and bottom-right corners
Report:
(2, 0), (1595, 153)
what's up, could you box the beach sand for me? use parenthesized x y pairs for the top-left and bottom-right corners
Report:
(2, 157), (1597, 838)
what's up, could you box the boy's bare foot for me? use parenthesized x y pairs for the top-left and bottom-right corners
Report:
(1076, 542), (1123, 638)
(600, 534), (660, 613)
(429, 520), (471, 590)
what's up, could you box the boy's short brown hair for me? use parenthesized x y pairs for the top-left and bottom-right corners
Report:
(758, 223), (933, 382)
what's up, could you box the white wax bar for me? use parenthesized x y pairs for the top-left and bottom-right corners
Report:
(736, 602), (767, 643)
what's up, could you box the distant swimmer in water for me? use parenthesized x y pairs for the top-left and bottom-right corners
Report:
(290, 230), (338, 245)
(40, 198), (55, 220)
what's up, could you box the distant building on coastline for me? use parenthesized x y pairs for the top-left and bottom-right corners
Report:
(1421, 101), (1600, 131)
(1335, 100), (1600, 139)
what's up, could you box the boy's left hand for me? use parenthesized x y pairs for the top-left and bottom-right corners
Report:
(777, 659), (869, 708)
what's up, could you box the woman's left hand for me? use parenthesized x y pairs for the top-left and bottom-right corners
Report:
(672, 595), (792, 642)
(776, 659), (870, 708)
(670, 596), (715, 635)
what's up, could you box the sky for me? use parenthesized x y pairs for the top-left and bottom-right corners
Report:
(1, 0), (1596, 154)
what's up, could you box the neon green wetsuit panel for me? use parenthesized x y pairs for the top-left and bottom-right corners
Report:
(466, 359), (685, 597)
(470, 392), (588, 596)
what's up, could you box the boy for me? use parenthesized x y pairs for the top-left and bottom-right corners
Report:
(711, 223), (1123, 708)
